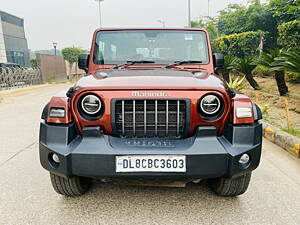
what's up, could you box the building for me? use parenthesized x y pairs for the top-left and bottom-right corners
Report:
(0, 11), (30, 66)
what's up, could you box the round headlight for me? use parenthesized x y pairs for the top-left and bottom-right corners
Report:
(200, 94), (221, 115)
(81, 95), (101, 115)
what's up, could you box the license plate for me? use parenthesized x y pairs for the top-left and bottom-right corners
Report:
(116, 155), (186, 173)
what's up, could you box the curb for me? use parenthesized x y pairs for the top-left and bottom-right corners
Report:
(0, 85), (51, 100)
(262, 121), (300, 158)
(0, 83), (68, 101)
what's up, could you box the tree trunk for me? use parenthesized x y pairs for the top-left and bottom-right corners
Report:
(222, 71), (230, 83)
(245, 72), (260, 90)
(68, 63), (73, 80)
(75, 62), (78, 75)
(275, 70), (288, 96)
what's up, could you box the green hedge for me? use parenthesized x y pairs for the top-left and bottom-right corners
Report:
(278, 20), (300, 49)
(213, 31), (264, 58)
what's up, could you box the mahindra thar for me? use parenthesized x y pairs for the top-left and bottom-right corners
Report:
(40, 28), (262, 197)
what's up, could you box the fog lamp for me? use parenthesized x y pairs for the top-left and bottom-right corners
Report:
(52, 153), (60, 163)
(239, 154), (250, 165)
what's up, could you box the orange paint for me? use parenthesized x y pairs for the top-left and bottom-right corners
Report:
(70, 90), (232, 136)
(232, 94), (254, 124)
(44, 28), (255, 136)
(47, 96), (72, 124)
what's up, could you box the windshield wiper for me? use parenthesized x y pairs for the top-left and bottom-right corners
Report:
(113, 60), (155, 69)
(165, 60), (203, 68)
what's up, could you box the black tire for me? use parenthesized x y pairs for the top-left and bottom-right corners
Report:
(210, 172), (252, 197)
(50, 173), (91, 197)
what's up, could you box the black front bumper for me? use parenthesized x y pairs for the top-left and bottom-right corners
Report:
(39, 122), (262, 180)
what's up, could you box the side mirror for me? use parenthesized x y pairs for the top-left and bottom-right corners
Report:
(78, 54), (89, 73)
(213, 53), (224, 71)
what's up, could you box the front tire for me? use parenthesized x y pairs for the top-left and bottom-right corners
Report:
(210, 172), (252, 197)
(50, 173), (91, 197)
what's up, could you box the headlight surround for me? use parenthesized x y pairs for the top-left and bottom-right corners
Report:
(200, 94), (221, 115)
(78, 94), (104, 121)
(199, 94), (223, 120)
(81, 95), (102, 115)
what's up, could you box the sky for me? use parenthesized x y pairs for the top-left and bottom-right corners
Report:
(1, 0), (267, 51)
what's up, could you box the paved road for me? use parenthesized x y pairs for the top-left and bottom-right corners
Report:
(0, 85), (300, 225)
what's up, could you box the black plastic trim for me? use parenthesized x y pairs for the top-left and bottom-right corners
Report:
(253, 103), (263, 121)
(39, 122), (262, 180)
(39, 122), (77, 146)
(41, 103), (49, 120)
(224, 122), (262, 146)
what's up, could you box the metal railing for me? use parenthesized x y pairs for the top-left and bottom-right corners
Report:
(0, 67), (42, 91)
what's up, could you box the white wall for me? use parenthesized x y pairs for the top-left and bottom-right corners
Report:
(0, 17), (7, 63)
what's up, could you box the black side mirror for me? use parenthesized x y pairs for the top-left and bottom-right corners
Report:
(78, 54), (89, 73)
(213, 53), (224, 71)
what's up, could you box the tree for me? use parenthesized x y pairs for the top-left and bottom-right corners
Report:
(257, 49), (288, 96)
(277, 20), (300, 49)
(273, 48), (300, 74)
(214, 31), (263, 58)
(268, 0), (300, 24)
(191, 16), (219, 40)
(231, 57), (261, 90)
(30, 59), (38, 68)
(220, 55), (235, 82)
(62, 47), (85, 76)
(217, 2), (278, 50)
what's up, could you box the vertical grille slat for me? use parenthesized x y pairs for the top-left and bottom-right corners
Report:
(144, 100), (147, 136)
(122, 100), (125, 136)
(155, 100), (158, 136)
(166, 100), (169, 136)
(115, 99), (186, 138)
(177, 100), (180, 137)
(133, 100), (136, 136)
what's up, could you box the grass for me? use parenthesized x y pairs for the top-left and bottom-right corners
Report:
(281, 128), (300, 138)
(47, 76), (57, 83)
(261, 86), (273, 94)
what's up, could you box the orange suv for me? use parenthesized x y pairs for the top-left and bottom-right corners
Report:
(39, 28), (262, 197)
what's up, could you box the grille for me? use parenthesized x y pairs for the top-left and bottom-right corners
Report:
(114, 100), (187, 138)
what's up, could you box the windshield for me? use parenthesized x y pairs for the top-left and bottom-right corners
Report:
(93, 30), (209, 65)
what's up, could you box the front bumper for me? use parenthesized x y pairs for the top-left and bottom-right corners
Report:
(39, 122), (262, 179)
